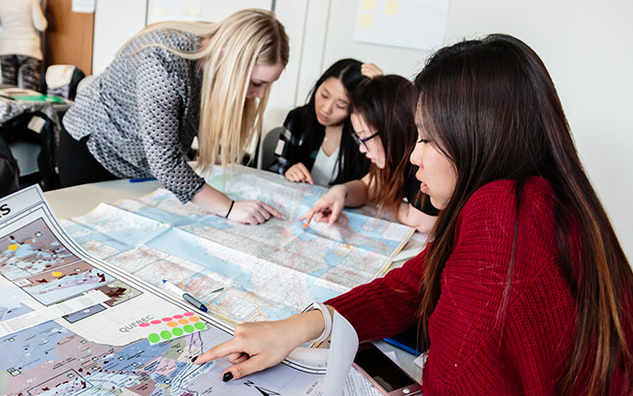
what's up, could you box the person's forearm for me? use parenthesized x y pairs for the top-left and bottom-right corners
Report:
(341, 180), (369, 207)
(190, 184), (233, 216)
(398, 202), (437, 233)
(287, 305), (336, 343)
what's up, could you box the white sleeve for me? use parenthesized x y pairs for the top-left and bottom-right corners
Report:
(31, 0), (48, 32)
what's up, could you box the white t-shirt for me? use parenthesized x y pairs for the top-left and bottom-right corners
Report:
(0, 0), (48, 59)
(311, 146), (340, 186)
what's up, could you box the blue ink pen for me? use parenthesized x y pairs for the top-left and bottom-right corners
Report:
(162, 280), (208, 312)
(129, 177), (157, 183)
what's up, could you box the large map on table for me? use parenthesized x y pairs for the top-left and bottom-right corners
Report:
(0, 186), (340, 396)
(60, 166), (414, 324)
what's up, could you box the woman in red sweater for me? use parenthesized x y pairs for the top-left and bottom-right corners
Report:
(193, 34), (633, 395)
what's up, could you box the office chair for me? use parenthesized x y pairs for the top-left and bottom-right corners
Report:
(257, 126), (283, 170)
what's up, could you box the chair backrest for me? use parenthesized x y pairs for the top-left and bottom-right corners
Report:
(0, 111), (60, 190)
(42, 65), (85, 100)
(77, 75), (97, 94)
(258, 126), (283, 170)
(0, 135), (19, 198)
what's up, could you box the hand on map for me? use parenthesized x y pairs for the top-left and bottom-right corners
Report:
(285, 163), (314, 185)
(299, 185), (347, 227)
(192, 310), (324, 381)
(229, 200), (285, 225)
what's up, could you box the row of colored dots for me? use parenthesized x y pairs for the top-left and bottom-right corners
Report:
(167, 316), (200, 327)
(139, 314), (199, 328)
(147, 322), (206, 343)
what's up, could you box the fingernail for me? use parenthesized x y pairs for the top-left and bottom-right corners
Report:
(191, 356), (198, 363)
(222, 372), (233, 382)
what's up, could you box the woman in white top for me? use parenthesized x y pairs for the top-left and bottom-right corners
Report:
(0, 0), (47, 91)
(268, 59), (381, 186)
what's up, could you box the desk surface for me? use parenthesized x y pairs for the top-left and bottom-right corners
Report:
(44, 179), (160, 219)
(43, 177), (423, 380)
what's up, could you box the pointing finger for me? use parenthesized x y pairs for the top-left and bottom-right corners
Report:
(262, 202), (285, 220)
(224, 354), (275, 381)
(328, 204), (341, 225)
(192, 338), (242, 364)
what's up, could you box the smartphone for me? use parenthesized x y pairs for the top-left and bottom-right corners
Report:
(353, 342), (422, 395)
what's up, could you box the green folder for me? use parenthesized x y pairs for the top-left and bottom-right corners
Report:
(12, 95), (65, 103)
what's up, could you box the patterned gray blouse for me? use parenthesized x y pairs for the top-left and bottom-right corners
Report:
(63, 30), (204, 203)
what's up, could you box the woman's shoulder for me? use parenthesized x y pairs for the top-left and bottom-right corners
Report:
(283, 105), (311, 131)
(459, 177), (557, 236)
(121, 30), (200, 82)
(130, 29), (199, 51)
(465, 177), (554, 211)
(285, 105), (310, 122)
(120, 29), (199, 67)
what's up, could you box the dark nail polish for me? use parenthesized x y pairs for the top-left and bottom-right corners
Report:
(222, 372), (233, 382)
(191, 356), (198, 363)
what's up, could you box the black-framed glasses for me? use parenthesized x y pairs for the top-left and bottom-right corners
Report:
(352, 131), (380, 149)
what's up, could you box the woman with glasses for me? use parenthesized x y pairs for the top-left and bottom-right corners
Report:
(300, 75), (438, 233)
(194, 35), (632, 395)
(268, 59), (381, 186)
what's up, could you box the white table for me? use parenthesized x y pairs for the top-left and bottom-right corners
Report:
(44, 178), (160, 218)
(43, 177), (423, 380)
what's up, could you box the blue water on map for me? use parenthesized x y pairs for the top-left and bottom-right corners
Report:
(146, 229), (255, 291)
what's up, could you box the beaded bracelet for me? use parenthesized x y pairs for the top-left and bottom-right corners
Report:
(302, 302), (333, 343)
(225, 200), (235, 218)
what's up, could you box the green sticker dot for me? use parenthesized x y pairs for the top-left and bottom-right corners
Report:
(172, 327), (183, 337)
(160, 330), (172, 340)
(183, 324), (194, 333)
(148, 333), (160, 343)
(194, 322), (205, 330)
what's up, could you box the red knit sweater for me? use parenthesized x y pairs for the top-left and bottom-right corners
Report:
(327, 177), (631, 395)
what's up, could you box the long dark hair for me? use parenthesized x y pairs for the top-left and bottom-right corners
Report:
(299, 59), (370, 184)
(414, 34), (632, 395)
(351, 75), (417, 215)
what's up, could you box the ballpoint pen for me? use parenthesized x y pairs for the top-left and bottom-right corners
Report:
(162, 280), (208, 312)
(129, 177), (157, 183)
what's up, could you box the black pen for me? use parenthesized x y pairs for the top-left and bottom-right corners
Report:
(162, 280), (208, 312)
(0, 93), (16, 101)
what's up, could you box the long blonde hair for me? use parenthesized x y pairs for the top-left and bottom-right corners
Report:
(122, 9), (289, 170)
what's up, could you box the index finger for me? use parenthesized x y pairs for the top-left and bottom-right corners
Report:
(298, 208), (316, 228)
(296, 164), (313, 185)
(193, 338), (243, 364)
(261, 202), (286, 220)
(328, 203), (342, 226)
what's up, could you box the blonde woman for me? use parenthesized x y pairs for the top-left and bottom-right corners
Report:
(60, 9), (289, 225)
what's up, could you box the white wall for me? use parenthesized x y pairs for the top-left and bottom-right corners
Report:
(90, 0), (633, 260)
(272, 0), (633, 261)
(92, 0), (270, 74)
(92, 0), (147, 75)
(442, 0), (633, 259)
